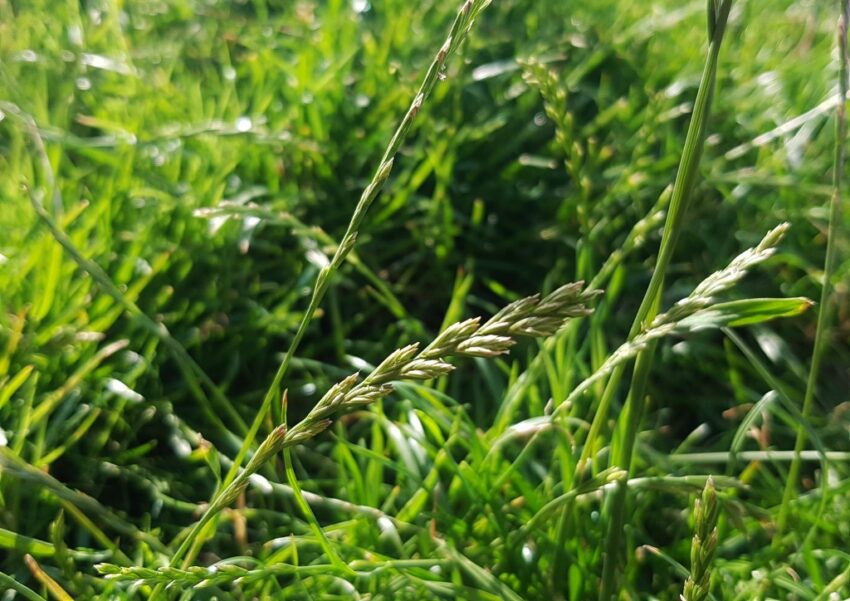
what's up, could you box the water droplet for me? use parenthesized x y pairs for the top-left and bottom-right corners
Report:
(533, 112), (547, 126)
(222, 66), (236, 81)
(301, 92), (314, 105)
(353, 0), (370, 13)
(235, 116), (252, 132)
(76, 77), (92, 91)
(355, 93), (370, 108)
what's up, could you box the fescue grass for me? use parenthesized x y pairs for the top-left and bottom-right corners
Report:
(0, 0), (849, 599)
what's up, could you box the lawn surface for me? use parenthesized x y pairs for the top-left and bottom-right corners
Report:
(1, 0), (849, 599)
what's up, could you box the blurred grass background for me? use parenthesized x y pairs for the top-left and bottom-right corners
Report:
(1, 0), (849, 598)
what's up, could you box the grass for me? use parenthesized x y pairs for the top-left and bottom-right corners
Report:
(777, 0), (850, 545)
(598, 4), (734, 593)
(1, 0), (849, 599)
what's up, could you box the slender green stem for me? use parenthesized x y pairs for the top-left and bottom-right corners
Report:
(776, 0), (849, 541)
(159, 0), (493, 582)
(598, 3), (733, 597)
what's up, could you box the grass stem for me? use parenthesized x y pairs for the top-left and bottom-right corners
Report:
(598, 2), (733, 597)
(159, 0), (494, 579)
(776, 0), (849, 542)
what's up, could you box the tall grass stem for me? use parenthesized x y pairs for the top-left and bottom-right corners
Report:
(159, 0), (494, 579)
(776, 0), (849, 541)
(598, 2), (733, 597)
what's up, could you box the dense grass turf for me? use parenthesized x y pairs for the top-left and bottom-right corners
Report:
(1, 0), (849, 598)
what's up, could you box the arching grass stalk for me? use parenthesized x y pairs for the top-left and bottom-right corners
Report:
(159, 283), (597, 585)
(492, 186), (670, 434)
(493, 224), (806, 456)
(159, 0), (493, 578)
(597, 2), (733, 597)
(776, 0), (848, 542)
